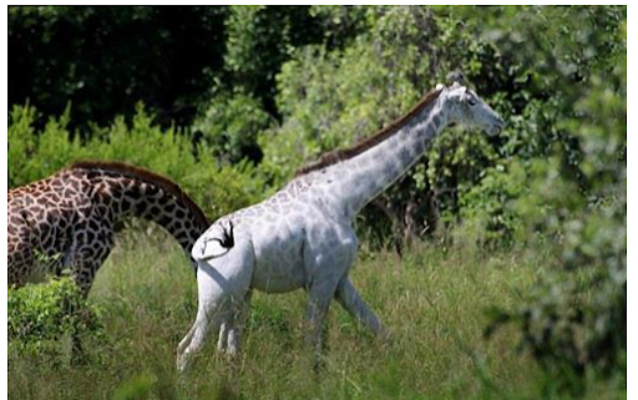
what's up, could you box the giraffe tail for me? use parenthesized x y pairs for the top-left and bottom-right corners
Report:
(192, 219), (235, 262)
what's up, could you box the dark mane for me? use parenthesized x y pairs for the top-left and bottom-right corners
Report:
(69, 160), (209, 229)
(295, 87), (443, 176)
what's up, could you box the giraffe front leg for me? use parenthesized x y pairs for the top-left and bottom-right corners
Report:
(74, 266), (97, 298)
(301, 224), (358, 368)
(67, 257), (108, 363)
(335, 277), (388, 339)
(304, 279), (340, 369)
(68, 229), (113, 298)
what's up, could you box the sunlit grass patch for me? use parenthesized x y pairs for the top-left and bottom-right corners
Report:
(7, 234), (591, 399)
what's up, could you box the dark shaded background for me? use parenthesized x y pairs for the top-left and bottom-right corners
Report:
(8, 6), (335, 131)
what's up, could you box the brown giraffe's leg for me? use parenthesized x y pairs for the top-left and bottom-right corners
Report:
(68, 256), (110, 363)
(67, 220), (114, 297)
(8, 214), (36, 287)
(62, 222), (113, 342)
(8, 241), (35, 288)
(74, 259), (105, 297)
(62, 257), (105, 362)
(72, 235), (114, 297)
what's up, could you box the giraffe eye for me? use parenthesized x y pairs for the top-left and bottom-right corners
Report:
(468, 98), (477, 107)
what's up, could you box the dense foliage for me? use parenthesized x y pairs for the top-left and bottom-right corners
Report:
(8, 103), (267, 222)
(8, 6), (353, 131)
(8, 277), (104, 356)
(9, 5), (626, 396)
(9, 6), (228, 129)
(486, 23), (627, 393)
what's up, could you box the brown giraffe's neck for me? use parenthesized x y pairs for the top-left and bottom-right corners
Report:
(8, 161), (210, 292)
(71, 162), (209, 267)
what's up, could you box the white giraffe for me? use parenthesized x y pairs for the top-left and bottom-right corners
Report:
(177, 79), (505, 371)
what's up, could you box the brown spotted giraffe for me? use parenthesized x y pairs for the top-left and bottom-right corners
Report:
(8, 161), (210, 295)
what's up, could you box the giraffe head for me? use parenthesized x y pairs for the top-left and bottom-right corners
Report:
(436, 79), (505, 136)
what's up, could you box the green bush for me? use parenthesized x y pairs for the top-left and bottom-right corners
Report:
(193, 93), (273, 164)
(486, 22), (626, 393)
(8, 278), (104, 355)
(459, 161), (525, 247)
(224, 6), (327, 111)
(8, 103), (268, 222)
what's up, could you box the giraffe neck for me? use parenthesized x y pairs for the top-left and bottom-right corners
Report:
(322, 99), (448, 217)
(86, 169), (209, 266)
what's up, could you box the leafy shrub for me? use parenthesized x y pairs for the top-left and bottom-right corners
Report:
(459, 162), (525, 247)
(224, 5), (327, 112)
(193, 93), (273, 164)
(8, 278), (104, 355)
(486, 23), (626, 393)
(8, 104), (84, 188)
(8, 103), (268, 222)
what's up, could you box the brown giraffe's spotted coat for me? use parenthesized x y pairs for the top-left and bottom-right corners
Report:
(8, 161), (209, 295)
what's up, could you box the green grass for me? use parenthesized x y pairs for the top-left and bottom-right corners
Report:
(9, 231), (573, 399)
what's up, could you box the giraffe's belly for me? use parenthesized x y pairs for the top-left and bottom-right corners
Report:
(250, 227), (306, 294)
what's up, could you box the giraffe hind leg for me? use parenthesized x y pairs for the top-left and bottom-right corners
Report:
(177, 308), (215, 372)
(217, 319), (231, 353)
(177, 241), (254, 372)
(177, 295), (236, 372)
(178, 323), (198, 354)
(218, 290), (252, 357)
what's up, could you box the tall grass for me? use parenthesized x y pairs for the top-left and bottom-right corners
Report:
(8, 231), (587, 399)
